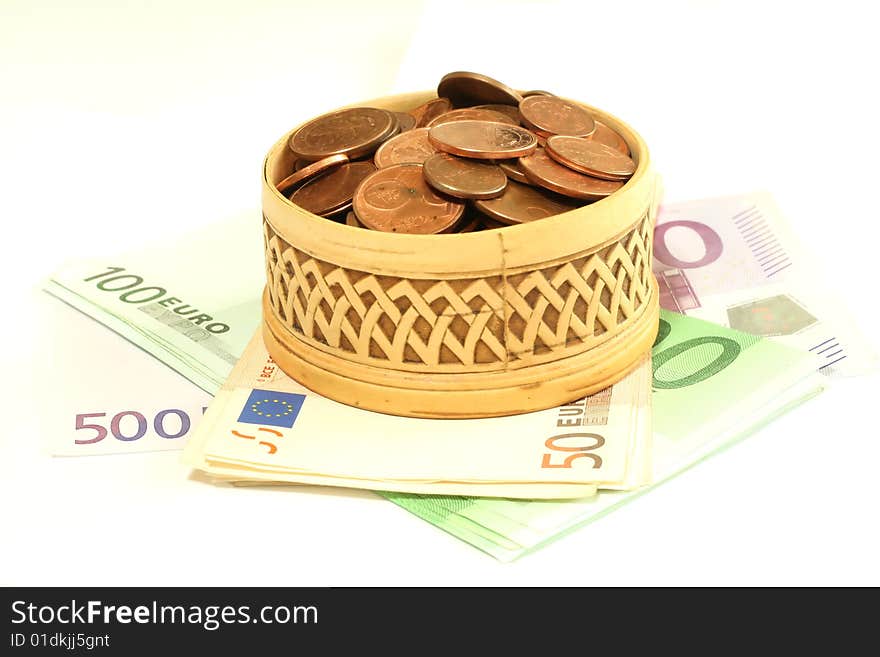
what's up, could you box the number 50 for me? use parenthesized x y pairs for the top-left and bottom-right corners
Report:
(541, 432), (605, 469)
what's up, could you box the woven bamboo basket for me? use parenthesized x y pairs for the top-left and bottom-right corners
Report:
(261, 90), (660, 419)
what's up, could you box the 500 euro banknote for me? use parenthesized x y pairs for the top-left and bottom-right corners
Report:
(653, 192), (877, 376)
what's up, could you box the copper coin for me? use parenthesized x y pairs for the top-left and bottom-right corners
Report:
(275, 154), (349, 193)
(352, 163), (465, 234)
(519, 95), (596, 137)
(426, 107), (519, 128)
(378, 119), (401, 144)
(479, 217), (509, 230)
(289, 161), (376, 216)
(498, 159), (531, 185)
(522, 90), (554, 97)
(546, 135), (636, 180)
(532, 128), (551, 147)
(437, 71), (523, 107)
(345, 211), (365, 228)
(454, 211), (482, 233)
(518, 148), (622, 200)
(294, 158), (312, 171)
(589, 120), (630, 155)
(428, 121), (538, 160)
(394, 111), (416, 132)
(471, 103), (521, 123)
(409, 97), (453, 128)
(288, 107), (398, 160)
(323, 203), (353, 220)
(473, 180), (581, 225)
(373, 128), (437, 168)
(422, 153), (507, 200)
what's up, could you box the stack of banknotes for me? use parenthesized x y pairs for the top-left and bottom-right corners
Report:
(183, 332), (652, 499)
(44, 213), (265, 393)
(46, 192), (876, 560)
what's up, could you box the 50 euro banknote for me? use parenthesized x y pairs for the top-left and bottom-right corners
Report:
(181, 331), (653, 499)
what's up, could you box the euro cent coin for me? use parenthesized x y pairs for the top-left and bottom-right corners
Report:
(470, 104), (521, 123)
(394, 111), (416, 132)
(426, 107), (519, 128)
(437, 71), (523, 107)
(275, 154), (349, 193)
(409, 97), (454, 128)
(353, 163), (465, 234)
(479, 217), (510, 230)
(497, 159), (531, 185)
(428, 120), (538, 159)
(589, 120), (630, 155)
(288, 107), (398, 160)
(518, 148), (623, 200)
(454, 211), (482, 233)
(519, 95), (596, 138)
(289, 161), (377, 216)
(473, 179), (580, 225)
(373, 128), (438, 168)
(422, 153), (508, 200)
(345, 211), (365, 228)
(546, 135), (635, 180)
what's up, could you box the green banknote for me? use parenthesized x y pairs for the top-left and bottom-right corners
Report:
(383, 310), (824, 560)
(45, 212), (263, 392)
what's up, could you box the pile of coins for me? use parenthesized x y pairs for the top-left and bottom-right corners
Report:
(277, 71), (636, 234)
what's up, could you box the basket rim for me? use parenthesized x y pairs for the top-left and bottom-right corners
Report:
(262, 89), (655, 276)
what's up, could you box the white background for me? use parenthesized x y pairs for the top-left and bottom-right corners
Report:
(2, 0), (879, 585)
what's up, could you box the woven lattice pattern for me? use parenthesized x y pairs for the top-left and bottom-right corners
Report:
(264, 213), (653, 371)
(506, 216), (653, 359)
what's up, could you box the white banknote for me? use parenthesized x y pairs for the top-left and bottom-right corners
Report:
(653, 192), (877, 376)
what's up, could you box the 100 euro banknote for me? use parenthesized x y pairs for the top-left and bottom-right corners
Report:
(45, 212), (264, 392)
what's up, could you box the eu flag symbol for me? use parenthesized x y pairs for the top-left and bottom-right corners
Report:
(237, 389), (306, 429)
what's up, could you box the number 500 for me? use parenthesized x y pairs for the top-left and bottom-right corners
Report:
(74, 409), (195, 444)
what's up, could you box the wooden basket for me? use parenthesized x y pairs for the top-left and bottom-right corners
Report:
(261, 91), (660, 419)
